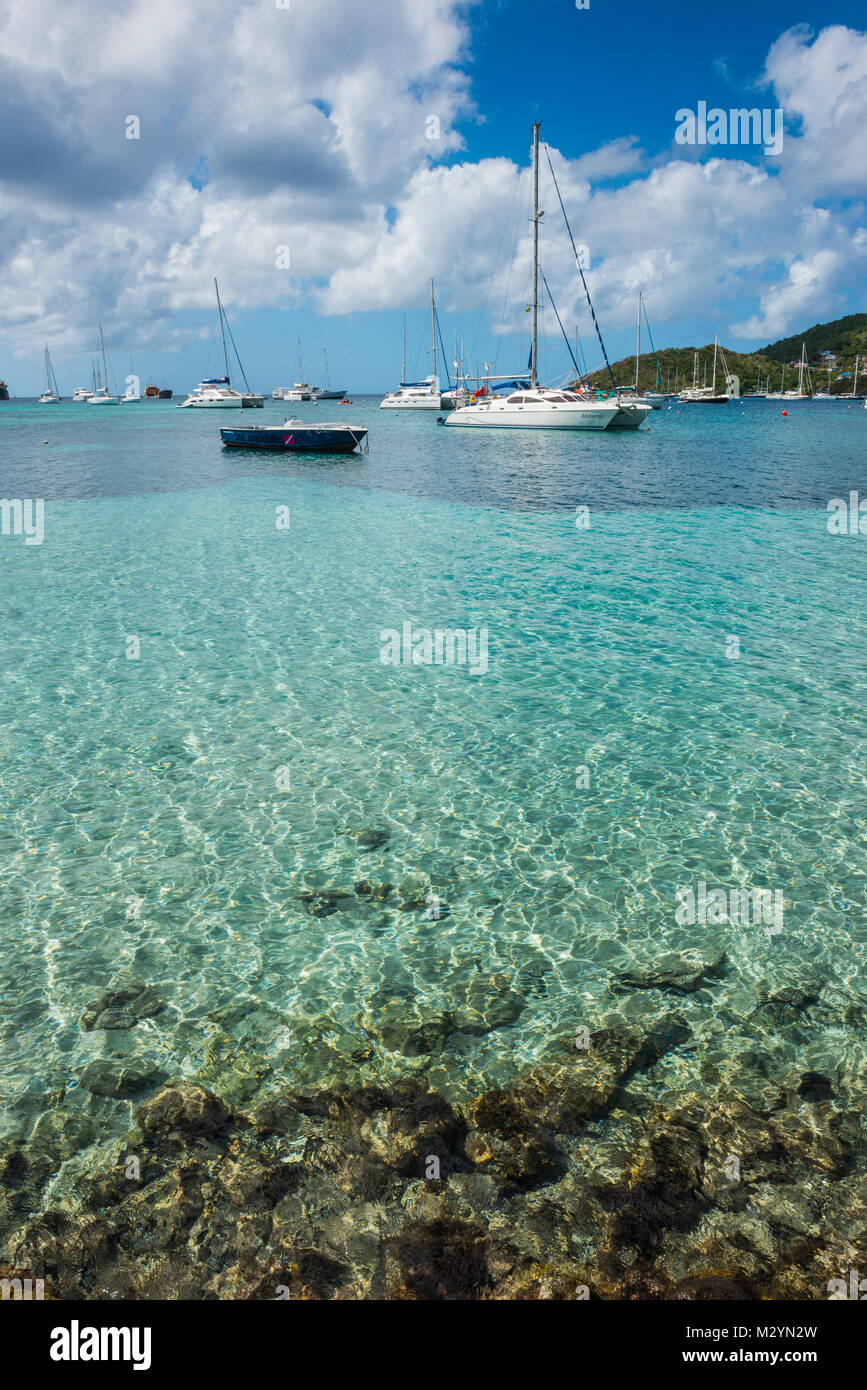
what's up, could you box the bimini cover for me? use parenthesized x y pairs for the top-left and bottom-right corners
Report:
(490, 378), (532, 394)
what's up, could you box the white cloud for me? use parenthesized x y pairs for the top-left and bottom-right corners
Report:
(0, 7), (864, 366)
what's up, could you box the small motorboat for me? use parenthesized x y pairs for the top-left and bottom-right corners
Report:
(220, 419), (368, 453)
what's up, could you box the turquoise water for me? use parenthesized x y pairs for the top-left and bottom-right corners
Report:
(1, 396), (867, 1141)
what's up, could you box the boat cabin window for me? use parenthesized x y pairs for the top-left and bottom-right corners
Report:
(507, 395), (525, 403)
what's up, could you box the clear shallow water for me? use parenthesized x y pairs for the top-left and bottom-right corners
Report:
(1, 396), (866, 1140)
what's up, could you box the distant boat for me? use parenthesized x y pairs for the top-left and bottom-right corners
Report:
(72, 385), (93, 402)
(767, 342), (812, 400)
(834, 354), (865, 400)
(87, 325), (119, 404)
(120, 360), (142, 403)
(633, 292), (665, 407)
(0, 380), (8, 401)
(312, 349), (347, 400)
(145, 383), (160, 398)
(382, 283), (445, 410)
(158, 387), (173, 399)
(178, 376), (244, 409)
(382, 375), (443, 409)
(177, 279), (259, 407)
(679, 340), (731, 404)
(220, 419), (368, 453)
(37, 344), (62, 403)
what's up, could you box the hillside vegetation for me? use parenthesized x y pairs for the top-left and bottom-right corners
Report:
(581, 313), (866, 394)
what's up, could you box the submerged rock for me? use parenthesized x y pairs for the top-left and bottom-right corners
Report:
(80, 976), (164, 1032)
(395, 872), (432, 910)
(136, 1082), (231, 1146)
(78, 1059), (157, 1099)
(354, 879), (393, 900)
(348, 827), (390, 852)
(614, 948), (726, 994)
(298, 887), (356, 918)
(390, 1217), (492, 1300)
(466, 1088), (561, 1193)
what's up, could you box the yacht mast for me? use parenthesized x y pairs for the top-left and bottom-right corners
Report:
(430, 278), (437, 385)
(712, 335), (718, 394)
(99, 323), (111, 394)
(634, 292), (641, 393)
(531, 121), (541, 388)
(401, 315), (406, 383)
(214, 279), (230, 381)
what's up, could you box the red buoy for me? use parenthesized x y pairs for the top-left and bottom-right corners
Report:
(781, 409), (788, 416)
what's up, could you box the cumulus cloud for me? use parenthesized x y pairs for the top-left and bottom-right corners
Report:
(0, 5), (864, 365)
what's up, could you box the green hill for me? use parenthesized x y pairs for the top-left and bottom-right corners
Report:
(759, 313), (867, 363)
(581, 313), (867, 395)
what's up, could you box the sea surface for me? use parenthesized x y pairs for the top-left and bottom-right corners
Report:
(1, 393), (866, 1296)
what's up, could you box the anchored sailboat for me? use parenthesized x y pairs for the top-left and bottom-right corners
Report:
(767, 343), (812, 400)
(381, 281), (444, 409)
(678, 336), (733, 403)
(86, 325), (119, 404)
(37, 344), (62, 403)
(443, 124), (628, 430)
(177, 280), (263, 407)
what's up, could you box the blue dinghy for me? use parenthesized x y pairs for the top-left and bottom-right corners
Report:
(220, 418), (367, 453)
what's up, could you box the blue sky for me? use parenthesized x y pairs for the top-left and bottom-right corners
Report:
(0, 0), (865, 395)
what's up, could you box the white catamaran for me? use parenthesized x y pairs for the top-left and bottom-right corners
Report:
(381, 285), (445, 409)
(177, 280), (262, 408)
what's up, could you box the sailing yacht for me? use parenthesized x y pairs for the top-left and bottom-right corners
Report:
(443, 126), (623, 431)
(678, 339), (731, 403)
(87, 326), (119, 403)
(381, 376), (442, 409)
(834, 354), (864, 401)
(177, 376), (244, 408)
(381, 285), (446, 410)
(312, 349), (346, 401)
(37, 344), (62, 403)
(178, 280), (261, 408)
(120, 360), (142, 403)
(279, 338), (315, 402)
(634, 293), (665, 407)
(767, 343), (812, 400)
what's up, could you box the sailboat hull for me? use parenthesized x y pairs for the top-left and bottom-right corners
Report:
(442, 403), (619, 429)
(176, 393), (243, 408)
(607, 402), (654, 428)
(380, 399), (442, 410)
